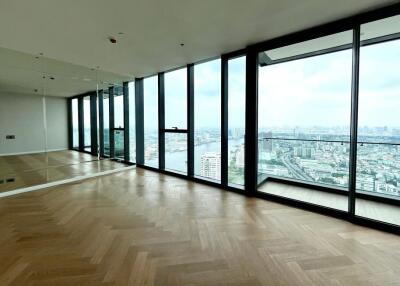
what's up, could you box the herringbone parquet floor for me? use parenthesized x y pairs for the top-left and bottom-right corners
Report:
(0, 168), (399, 285)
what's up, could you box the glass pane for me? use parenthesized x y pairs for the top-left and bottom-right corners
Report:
(103, 92), (110, 156)
(129, 82), (136, 162)
(257, 31), (353, 211)
(144, 76), (158, 167)
(165, 133), (187, 173)
(72, 98), (79, 149)
(114, 87), (124, 129)
(228, 56), (246, 186)
(83, 96), (91, 152)
(194, 59), (221, 181)
(165, 68), (187, 129)
(114, 129), (124, 159)
(356, 15), (400, 226)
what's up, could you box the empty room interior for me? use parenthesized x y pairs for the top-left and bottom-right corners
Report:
(1, 1), (400, 285)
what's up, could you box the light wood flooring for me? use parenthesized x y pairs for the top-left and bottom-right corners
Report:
(0, 168), (399, 285)
(259, 181), (400, 226)
(0, 151), (127, 193)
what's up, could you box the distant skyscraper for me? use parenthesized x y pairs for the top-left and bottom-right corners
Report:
(200, 152), (221, 180)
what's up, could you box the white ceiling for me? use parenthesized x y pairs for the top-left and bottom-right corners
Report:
(0, 0), (397, 97)
(0, 46), (131, 97)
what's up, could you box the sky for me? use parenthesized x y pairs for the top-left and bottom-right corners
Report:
(74, 36), (400, 134)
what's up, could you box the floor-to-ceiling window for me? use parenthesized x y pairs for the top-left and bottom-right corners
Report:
(103, 91), (110, 156)
(83, 95), (91, 152)
(113, 86), (125, 159)
(72, 98), (79, 149)
(128, 82), (136, 163)
(164, 68), (187, 173)
(356, 15), (400, 226)
(143, 76), (159, 167)
(194, 59), (221, 181)
(228, 56), (246, 186)
(257, 31), (353, 210)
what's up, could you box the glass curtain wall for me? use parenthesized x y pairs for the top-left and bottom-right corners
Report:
(143, 76), (159, 167)
(356, 15), (400, 226)
(194, 59), (221, 181)
(228, 56), (246, 186)
(128, 82), (136, 163)
(164, 68), (187, 173)
(113, 86), (125, 159)
(72, 98), (79, 149)
(103, 91), (110, 156)
(83, 95), (91, 152)
(257, 31), (353, 211)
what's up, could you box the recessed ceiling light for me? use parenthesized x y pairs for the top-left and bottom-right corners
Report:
(180, 43), (184, 46)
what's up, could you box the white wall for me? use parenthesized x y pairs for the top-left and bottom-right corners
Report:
(0, 92), (68, 155)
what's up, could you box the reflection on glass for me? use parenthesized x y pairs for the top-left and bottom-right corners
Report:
(114, 87), (124, 128)
(83, 96), (91, 152)
(72, 98), (79, 149)
(194, 59), (221, 181)
(144, 76), (158, 167)
(103, 92), (110, 156)
(356, 15), (400, 226)
(165, 133), (187, 173)
(113, 86), (125, 160)
(257, 31), (353, 190)
(128, 82), (136, 162)
(114, 129), (124, 159)
(228, 56), (246, 186)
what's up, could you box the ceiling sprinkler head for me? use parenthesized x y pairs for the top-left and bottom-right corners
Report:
(109, 37), (117, 44)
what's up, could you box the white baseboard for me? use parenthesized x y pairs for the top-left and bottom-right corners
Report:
(0, 165), (135, 198)
(0, 148), (68, 157)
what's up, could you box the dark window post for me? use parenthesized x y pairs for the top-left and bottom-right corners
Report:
(98, 90), (104, 157)
(221, 55), (229, 185)
(109, 86), (115, 158)
(348, 26), (361, 216)
(123, 82), (130, 162)
(187, 64), (195, 177)
(90, 92), (98, 155)
(245, 47), (258, 194)
(67, 98), (73, 150)
(78, 96), (84, 152)
(158, 73), (165, 170)
(135, 78), (145, 165)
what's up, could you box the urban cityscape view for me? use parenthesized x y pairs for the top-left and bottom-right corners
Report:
(258, 126), (400, 198)
(72, 35), (400, 201)
(142, 127), (245, 185)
